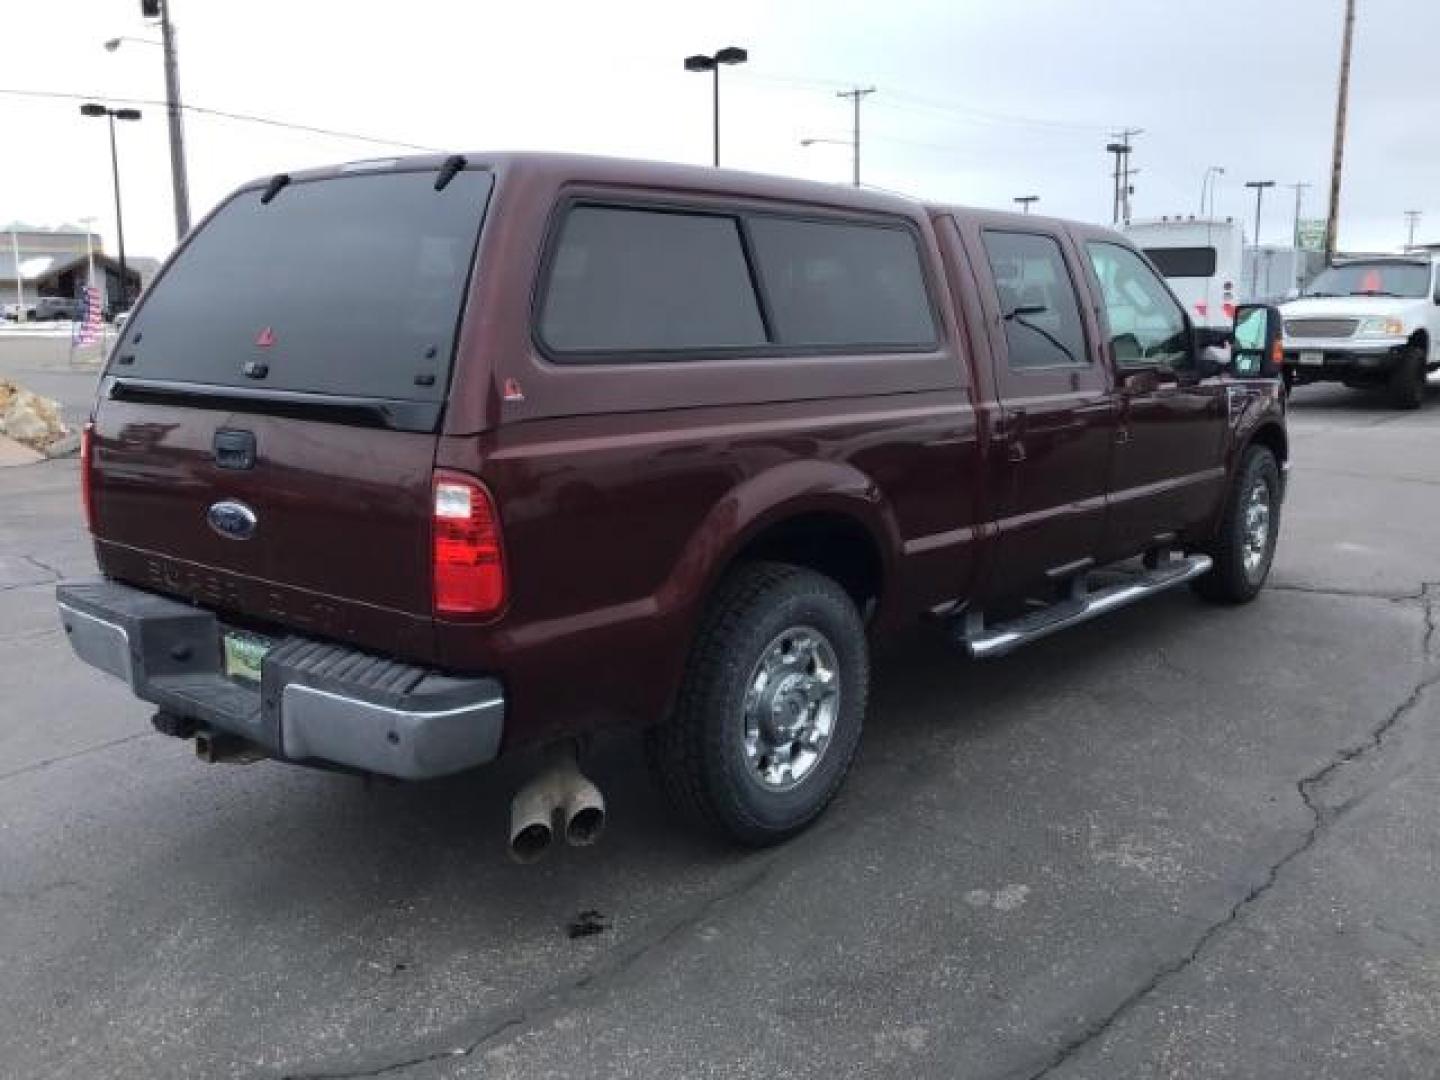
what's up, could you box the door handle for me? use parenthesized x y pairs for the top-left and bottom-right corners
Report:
(1115, 428), (1132, 445)
(1008, 441), (1027, 463)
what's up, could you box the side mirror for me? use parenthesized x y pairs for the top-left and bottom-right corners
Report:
(1231, 303), (1283, 378)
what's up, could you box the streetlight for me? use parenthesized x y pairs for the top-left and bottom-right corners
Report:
(1014, 196), (1039, 214)
(684, 46), (748, 167)
(106, 0), (190, 239)
(1245, 180), (1276, 296)
(79, 103), (142, 312)
(103, 35), (160, 50)
(1200, 165), (1225, 218)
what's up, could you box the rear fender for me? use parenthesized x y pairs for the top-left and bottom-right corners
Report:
(657, 459), (901, 638)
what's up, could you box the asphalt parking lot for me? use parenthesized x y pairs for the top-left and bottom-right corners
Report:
(2, 349), (1438, 1078)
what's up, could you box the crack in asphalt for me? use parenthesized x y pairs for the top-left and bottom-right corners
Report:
(280, 858), (779, 1080)
(20, 552), (63, 580)
(1268, 581), (1424, 602)
(1016, 587), (1440, 1080)
(0, 731), (154, 785)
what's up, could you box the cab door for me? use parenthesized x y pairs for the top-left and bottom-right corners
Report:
(1078, 237), (1228, 560)
(958, 219), (1118, 600)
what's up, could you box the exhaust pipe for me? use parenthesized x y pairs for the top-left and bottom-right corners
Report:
(508, 741), (606, 863)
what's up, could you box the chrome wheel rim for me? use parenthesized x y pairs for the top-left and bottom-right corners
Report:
(741, 626), (841, 792)
(1241, 477), (1272, 576)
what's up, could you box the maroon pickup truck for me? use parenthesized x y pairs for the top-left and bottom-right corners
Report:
(57, 153), (1287, 859)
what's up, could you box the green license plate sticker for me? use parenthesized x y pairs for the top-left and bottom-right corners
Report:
(223, 631), (272, 684)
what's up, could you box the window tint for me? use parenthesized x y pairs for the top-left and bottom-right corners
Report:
(748, 217), (936, 348)
(1142, 246), (1218, 279)
(112, 170), (493, 403)
(980, 230), (1088, 369)
(1086, 242), (1190, 368)
(540, 206), (766, 354)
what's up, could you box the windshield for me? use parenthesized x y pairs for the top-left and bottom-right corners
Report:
(110, 167), (493, 405)
(1304, 261), (1431, 298)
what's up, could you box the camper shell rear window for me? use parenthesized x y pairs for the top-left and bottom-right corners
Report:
(108, 168), (493, 410)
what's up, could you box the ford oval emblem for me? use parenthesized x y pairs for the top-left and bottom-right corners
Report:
(207, 499), (258, 540)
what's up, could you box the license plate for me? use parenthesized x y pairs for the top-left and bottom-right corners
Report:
(1298, 350), (1325, 366)
(223, 630), (272, 684)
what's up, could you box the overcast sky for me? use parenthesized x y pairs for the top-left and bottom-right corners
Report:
(2, 0), (1433, 260)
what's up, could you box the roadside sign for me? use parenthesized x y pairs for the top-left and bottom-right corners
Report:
(1297, 218), (1327, 253)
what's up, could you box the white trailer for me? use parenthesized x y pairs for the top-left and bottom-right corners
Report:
(1123, 218), (1245, 330)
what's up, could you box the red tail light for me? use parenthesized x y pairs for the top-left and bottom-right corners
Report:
(80, 421), (96, 533)
(432, 470), (506, 618)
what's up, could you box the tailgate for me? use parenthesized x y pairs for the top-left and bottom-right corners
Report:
(91, 400), (440, 660)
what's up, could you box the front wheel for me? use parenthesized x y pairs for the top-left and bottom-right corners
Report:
(646, 562), (869, 847)
(1388, 344), (1427, 410)
(1192, 445), (1281, 604)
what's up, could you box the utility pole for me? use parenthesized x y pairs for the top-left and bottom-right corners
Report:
(1245, 180), (1276, 296)
(1286, 182), (1311, 248)
(1404, 210), (1421, 251)
(1325, 0), (1356, 263)
(1105, 129), (1142, 225)
(836, 86), (875, 188)
(157, 0), (191, 237)
(1014, 196), (1039, 214)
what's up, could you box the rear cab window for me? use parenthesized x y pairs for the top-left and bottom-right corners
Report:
(109, 167), (494, 428)
(536, 201), (937, 359)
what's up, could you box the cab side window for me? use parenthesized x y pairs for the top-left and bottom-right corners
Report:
(1086, 242), (1190, 368)
(980, 230), (1088, 370)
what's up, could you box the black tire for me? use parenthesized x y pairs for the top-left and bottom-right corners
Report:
(1388, 344), (1427, 410)
(646, 562), (869, 847)
(1192, 445), (1281, 604)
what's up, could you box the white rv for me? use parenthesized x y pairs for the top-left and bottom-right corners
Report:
(1123, 218), (1245, 330)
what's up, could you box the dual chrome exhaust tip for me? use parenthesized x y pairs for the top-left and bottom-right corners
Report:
(508, 741), (606, 863)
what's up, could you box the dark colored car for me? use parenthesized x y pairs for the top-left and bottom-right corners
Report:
(57, 153), (1288, 859)
(35, 295), (81, 321)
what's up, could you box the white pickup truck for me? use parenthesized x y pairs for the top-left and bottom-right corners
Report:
(1280, 255), (1440, 409)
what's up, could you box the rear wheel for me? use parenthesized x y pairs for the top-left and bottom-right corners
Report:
(646, 562), (868, 847)
(1388, 344), (1427, 410)
(1193, 445), (1281, 604)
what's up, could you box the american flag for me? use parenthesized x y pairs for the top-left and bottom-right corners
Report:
(72, 286), (103, 347)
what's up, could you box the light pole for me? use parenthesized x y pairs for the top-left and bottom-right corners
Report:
(80, 104), (142, 311)
(1200, 165), (1225, 217)
(684, 46), (748, 167)
(1014, 196), (1039, 214)
(1245, 180), (1276, 296)
(105, 0), (190, 239)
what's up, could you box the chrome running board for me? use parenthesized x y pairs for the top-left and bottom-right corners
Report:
(959, 554), (1213, 659)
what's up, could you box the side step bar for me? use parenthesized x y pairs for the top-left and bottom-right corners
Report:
(959, 554), (1213, 659)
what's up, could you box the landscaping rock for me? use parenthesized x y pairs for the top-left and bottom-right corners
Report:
(0, 380), (70, 453)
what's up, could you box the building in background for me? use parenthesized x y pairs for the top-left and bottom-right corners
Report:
(2, 223), (147, 317)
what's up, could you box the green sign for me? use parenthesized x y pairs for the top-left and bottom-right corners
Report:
(1297, 218), (1327, 252)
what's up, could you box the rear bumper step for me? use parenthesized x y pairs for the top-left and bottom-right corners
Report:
(959, 554), (1213, 659)
(57, 578), (504, 780)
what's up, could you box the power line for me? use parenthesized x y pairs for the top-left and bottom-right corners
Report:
(0, 86), (442, 152)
